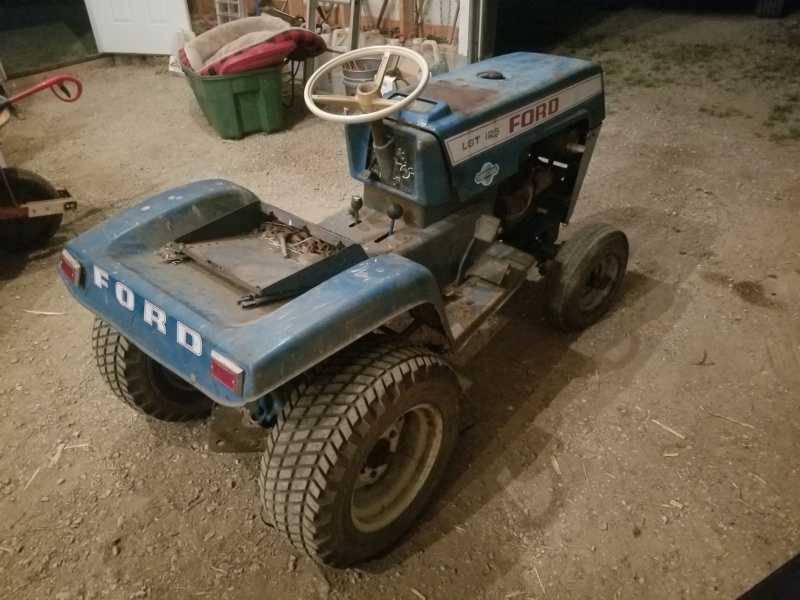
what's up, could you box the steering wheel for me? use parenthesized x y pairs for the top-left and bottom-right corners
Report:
(304, 45), (430, 125)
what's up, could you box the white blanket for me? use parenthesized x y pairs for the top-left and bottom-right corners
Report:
(182, 15), (290, 72)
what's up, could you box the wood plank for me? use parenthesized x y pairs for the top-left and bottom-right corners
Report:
(187, 0), (216, 16)
(401, 0), (413, 37)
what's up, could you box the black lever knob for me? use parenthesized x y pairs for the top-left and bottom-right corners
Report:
(387, 203), (403, 220)
(387, 203), (403, 236)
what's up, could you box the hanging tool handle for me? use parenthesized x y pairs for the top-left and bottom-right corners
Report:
(0, 75), (82, 111)
(376, 0), (390, 31)
(393, 33), (409, 46)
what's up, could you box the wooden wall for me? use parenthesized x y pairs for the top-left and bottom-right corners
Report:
(186, 1), (459, 44)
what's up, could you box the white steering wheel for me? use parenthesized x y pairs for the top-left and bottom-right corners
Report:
(304, 45), (430, 125)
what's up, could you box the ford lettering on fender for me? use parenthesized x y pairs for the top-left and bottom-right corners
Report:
(92, 265), (204, 356)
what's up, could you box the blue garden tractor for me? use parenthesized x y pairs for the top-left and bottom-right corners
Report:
(59, 46), (628, 566)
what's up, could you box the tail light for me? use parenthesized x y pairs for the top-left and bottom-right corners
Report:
(60, 250), (82, 285)
(211, 350), (244, 395)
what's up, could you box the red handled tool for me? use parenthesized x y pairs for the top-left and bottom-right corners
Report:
(0, 74), (82, 112)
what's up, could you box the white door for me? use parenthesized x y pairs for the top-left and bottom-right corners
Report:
(84, 0), (191, 55)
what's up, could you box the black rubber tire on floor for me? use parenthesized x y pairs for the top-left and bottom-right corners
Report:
(755, 0), (785, 17)
(92, 317), (214, 421)
(544, 223), (629, 332)
(259, 335), (461, 567)
(0, 168), (63, 252)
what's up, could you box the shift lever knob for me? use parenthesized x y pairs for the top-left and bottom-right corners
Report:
(387, 203), (403, 236)
(350, 195), (363, 225)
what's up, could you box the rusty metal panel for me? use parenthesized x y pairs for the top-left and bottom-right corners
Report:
(422, 80), (501, 114)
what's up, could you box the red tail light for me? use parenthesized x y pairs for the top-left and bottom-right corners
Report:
(211, 350), (244, 395)
(60, 250), (82, 285)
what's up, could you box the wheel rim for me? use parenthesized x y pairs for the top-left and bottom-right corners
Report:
(578, 254), (620, 312)
(351, 403), (443, 534)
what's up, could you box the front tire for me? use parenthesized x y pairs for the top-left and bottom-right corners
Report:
(92, 318), (213, 421)
(259, 336), (461, 567)
(0, 168), (63, 252)
(544, 223), (629, 331)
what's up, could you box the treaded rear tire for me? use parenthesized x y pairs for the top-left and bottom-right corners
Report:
(544, 223), (629, 331)
(0, 168), (63, 252)
(259, 335), (461, 567)
(755, 0), (785, 17)
(92, 317), (213, 421)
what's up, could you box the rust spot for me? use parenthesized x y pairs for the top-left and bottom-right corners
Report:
(423, 81), (501, 114)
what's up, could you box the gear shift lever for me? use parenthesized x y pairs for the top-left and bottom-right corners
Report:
(375, 203), (404, 243)
(349, 195), (363, 226)
(386, 203), (403, 236)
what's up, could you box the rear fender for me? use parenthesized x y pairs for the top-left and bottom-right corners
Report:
(62, 182), (452, 408)
(74, 179), (259, 256)
(233, 253), (453, 402)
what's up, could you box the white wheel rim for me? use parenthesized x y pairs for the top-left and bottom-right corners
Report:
(350, 403), (443, 533)
(304, 45), (430, 124)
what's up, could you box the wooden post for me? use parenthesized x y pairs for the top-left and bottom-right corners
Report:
(401, 0), (413, 37)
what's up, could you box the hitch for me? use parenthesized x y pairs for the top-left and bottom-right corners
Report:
(0, 186), (77, 221)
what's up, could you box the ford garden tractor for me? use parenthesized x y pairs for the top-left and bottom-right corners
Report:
(59, 47), (628, 566)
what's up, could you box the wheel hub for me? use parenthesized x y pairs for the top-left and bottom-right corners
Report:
(350, 405), (443, 533)
(579, 255), (620, 312)
(355, 415), (403, 489)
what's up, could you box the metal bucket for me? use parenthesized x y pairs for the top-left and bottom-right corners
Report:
(342, 58), (381, 96)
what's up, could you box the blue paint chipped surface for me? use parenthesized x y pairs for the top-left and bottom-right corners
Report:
(60, 184), (447, 406)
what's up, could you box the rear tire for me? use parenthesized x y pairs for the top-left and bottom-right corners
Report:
(544, 223), (629, 331)
(259, 336), (461, 567)
(0, 168), (63, 252)
(92, 318), (213, 421)
(755, 0), (785, 17)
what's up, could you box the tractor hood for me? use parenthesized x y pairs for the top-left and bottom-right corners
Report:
(388, 52), (605, 201)
(393, 52), (604, 138)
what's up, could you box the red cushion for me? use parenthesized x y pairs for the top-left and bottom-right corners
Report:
(200, 39), (297, 76)
(179, 48), (191, 69)
(269, 29), (327, 61)
(184, 29), (328, 77)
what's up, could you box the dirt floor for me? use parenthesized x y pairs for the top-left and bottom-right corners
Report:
(1, 5), (800, 600)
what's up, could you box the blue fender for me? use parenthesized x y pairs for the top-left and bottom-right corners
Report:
(76, 179), (260, 255)
(61, 180), (452, 407)
(221, 253), (452, 403)
(64, 245), (450, 407)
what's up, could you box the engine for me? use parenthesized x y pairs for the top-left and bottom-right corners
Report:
(495, 157), (555, 229)
(495, 126), (587, 232)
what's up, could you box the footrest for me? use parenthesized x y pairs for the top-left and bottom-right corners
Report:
(444, 242), (537, 349)
(468, 257), (509, 285)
